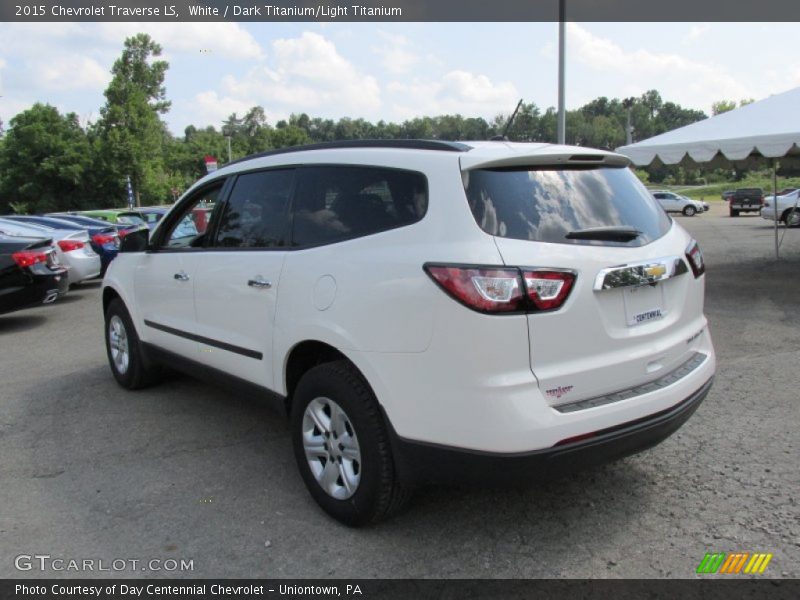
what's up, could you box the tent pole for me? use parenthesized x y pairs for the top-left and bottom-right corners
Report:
(773, 159), (779, 260)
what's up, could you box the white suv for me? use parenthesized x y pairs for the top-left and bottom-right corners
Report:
(102, 140), (716, 525)
(651, 190), (705, 216)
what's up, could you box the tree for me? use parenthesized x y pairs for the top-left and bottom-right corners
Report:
(96, 34), (171, 206)
(0, 103), (91, 213)
(711, 100), (737, 115)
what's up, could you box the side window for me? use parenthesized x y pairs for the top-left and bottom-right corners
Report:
(291, 166), (428, 247)
(214, 169), (294, 248)
(161, 183), (224, 249)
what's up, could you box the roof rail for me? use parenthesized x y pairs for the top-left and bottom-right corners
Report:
(227, 139), (473, 166)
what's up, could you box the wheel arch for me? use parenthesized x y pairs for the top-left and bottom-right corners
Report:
(282, 340), (381, 418)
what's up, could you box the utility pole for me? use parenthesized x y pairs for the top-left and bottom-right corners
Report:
(557, 0), (566, 144)
(623, 97), (635, 145)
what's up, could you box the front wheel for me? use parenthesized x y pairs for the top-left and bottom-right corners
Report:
(104, 298), (161, 389)
(683, 205), (697, 217)
(291, 360), (409, 526)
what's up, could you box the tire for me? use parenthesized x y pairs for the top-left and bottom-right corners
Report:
(783, 209), (800, 228)
(291, 360), (409, 526)
(683, 205), (697, 217)
(104, 298), (161, 389)
(729, 209), (740, 217)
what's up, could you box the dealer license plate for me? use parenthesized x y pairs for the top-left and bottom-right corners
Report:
(623, 284), (666, 327)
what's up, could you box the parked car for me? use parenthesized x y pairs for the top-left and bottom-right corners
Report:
(728, 188), (764, 216)
(48, 213), (145, 240)
(79, 209), (148, 227)
(761, 189), (800, 227)
(721, 190), (735, 201)
(102, 140), (716, 525)
(138, 207), (171, 229)
(3, 215), (120, 274)
(0, 234), (69, 314)
(0, 218), (101, 284)
(651, 190), (705, 216)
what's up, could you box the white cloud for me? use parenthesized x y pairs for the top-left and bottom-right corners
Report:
(567, 23), (751, 112)
(34, 56), (109, 92)
(373, 31), (420, 75)
(388, 70), (519, 119)
(96, 23), (264, 60)
(684, 24), (710, 43)
(215, 32), (381, 118)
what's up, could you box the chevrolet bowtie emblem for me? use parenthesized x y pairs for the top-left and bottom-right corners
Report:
(644, 264), (667, 278)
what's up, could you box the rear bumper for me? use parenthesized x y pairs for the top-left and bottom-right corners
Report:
(0, 270), (68, 315)
(389, 377), (713, 486)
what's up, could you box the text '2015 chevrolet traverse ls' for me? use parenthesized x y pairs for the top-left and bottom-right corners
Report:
(102, 140), (715, 525)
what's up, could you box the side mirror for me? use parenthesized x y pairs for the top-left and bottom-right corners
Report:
(119, 227), (150, 253)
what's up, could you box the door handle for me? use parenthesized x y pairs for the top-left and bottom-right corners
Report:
(248, 276), (272, 289)
(174, 271), (190, 281)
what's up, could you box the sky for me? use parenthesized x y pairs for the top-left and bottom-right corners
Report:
(0, 21), (798, 135)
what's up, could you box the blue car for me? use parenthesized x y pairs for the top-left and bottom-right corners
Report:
(7, 215), (120, 274)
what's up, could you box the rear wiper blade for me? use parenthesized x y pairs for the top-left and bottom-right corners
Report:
(566, 226), (642, 242)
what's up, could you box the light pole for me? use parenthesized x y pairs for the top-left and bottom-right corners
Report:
(623, 97), (635, 145)
(557, 0), (566, 144)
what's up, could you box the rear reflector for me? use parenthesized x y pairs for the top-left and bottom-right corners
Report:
(58, 239), (85, 252)
(425, 264), (575, 314)
(12, 250), (49, 268)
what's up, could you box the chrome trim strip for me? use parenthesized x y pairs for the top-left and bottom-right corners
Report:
(594, 256), (688, 291)
(554, 352), (708, 414)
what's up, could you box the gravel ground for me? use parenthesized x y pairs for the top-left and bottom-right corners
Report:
(0, 202), (798, 579)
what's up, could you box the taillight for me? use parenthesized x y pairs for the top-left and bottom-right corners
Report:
(92, 233), (117, 246)
(425, 265), (525, 313)
(12, 250), (49, 268)
(58, 239), (85, 252)
(685, 240), (705, 277)
(424, 264), (575, 314)
(522, 270), (576, 311)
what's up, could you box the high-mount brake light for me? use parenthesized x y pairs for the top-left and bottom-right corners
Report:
(424, 265), (576, 314)
(424, 265), (525, 313)
(522, 270), (576, 311)
(685, 240), (705, 278)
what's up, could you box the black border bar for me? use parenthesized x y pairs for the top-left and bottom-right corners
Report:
(4, 1), (800, 22)
(2, 579), (799, 600)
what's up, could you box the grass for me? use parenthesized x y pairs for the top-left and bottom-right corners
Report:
(645, 177), (800, 201)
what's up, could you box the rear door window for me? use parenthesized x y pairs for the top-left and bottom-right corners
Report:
(290, 166), (428, 247)
(463, 166), (671, 246)
(214, 169), (295, 248)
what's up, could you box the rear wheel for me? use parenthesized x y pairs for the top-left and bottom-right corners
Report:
(291, 360), (409, 526)
(683, 205), (697, 217)
(104, 298), (161, 389)
(729, 208), (740, 217)
(783, 209), (800, 227)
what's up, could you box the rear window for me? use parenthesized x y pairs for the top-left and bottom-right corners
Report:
(463, 167), (671, 246)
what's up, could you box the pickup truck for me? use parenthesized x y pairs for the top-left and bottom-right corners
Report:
(728, 188), (764, 216)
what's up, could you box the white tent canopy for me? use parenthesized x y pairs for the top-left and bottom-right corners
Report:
(616, 87), (800, 166)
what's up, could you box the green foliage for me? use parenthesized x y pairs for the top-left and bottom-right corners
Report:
(94, 33), (171, 206)
(0, 103), (92, 213)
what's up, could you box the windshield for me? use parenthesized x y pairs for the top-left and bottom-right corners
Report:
(463, 166), (671, 246)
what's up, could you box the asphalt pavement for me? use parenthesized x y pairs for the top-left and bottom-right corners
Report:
(1, 202), (798, 579)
